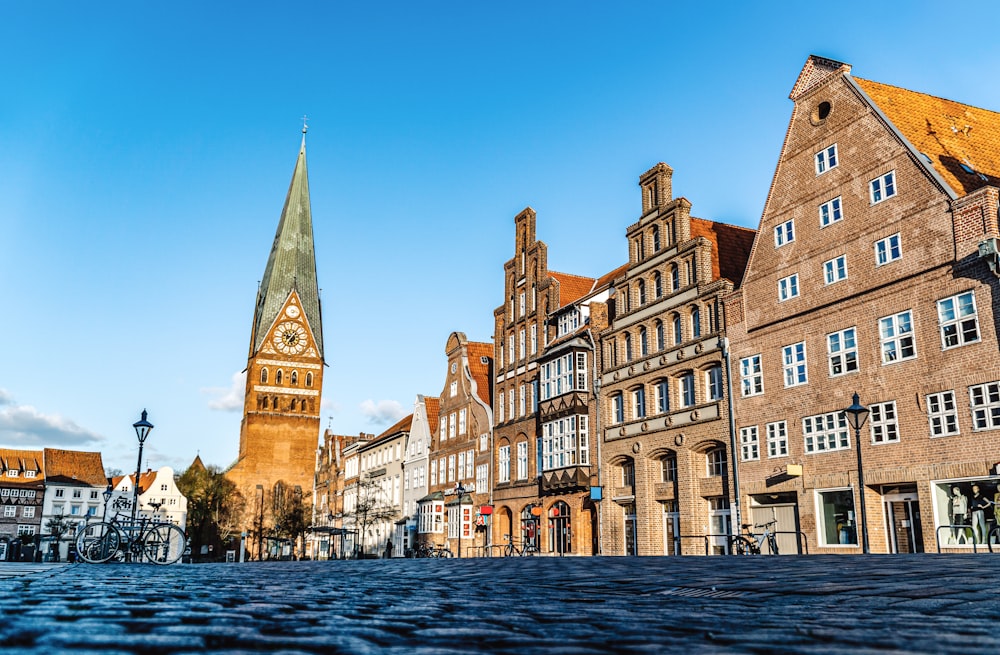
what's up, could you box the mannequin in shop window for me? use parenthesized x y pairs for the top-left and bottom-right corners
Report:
(948, 485), (970, 544)
(969, 483), (991, 544)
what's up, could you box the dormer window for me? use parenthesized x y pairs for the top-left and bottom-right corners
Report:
(25, 471), (36, 479)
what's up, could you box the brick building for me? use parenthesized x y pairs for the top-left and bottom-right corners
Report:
(0, 449), (45, 561)
(416, 333), (492, 556)
(311, 430), (372, 559)
(491, 208), (598, 553)
(537, 265), (622, 555)
(228, 129), (325, 548)
(726, 56), (1000, 554)
(598, 163), (755, 556)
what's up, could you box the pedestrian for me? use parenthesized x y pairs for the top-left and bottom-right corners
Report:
(384, 539), (393, 559)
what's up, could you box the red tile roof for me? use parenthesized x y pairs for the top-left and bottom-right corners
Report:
(43, 448), (106, 486)
(0, 448), (44, 484)
(371, 413), (413, 445)
(690, 218), (756, 287)
(855, 77), (1000, 196)
(550, 271), (597, 308)
(594, 263), (629, 291)
(424, 397), (441, 435)
(466, 341), (494, 406)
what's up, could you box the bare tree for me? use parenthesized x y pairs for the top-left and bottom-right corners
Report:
(344, 477), (397, 557)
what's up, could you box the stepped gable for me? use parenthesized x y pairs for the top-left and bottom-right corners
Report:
(854, 77), (1000, 196)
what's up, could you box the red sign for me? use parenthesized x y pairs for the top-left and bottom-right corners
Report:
(480, 505), (493, 515)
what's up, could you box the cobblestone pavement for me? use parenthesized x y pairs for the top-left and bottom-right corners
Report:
(1, 555), (999, 654)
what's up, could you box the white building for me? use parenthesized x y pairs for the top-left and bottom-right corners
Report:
(110, 467), (188, 530)
(40, 448), (107, 561)
(399, 395), (437, 555)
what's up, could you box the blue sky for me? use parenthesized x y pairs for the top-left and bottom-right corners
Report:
(3, 2), (1000, 476)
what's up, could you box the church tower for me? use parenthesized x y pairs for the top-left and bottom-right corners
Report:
(228, 128), (324, 517)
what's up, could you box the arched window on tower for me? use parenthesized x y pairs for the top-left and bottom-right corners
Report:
(291, 371), (298, 386)
(262, 396), (269, 410)
(290, 398), (298, 411)
(276, 369), (283, 385)
(260, 368), (268, 384)
(306, 372), (313, 387)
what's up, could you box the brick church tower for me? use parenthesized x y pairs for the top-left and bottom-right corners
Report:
(227, 128), (325, 525)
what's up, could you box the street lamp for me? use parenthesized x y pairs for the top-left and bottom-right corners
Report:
(455, 482), (467, 558)
(328, 512), (335, 561)
(102, 483), (113, 519)
(842, 392), (871, 554)
(130, 410), (154, 528)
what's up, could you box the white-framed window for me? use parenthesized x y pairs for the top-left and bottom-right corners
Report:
(22, 506), (35, 518)
(778, 274), (799, 301)
(740, 355), (763, 397)
(767, 421), (788, 458)
(661, 455), (677, 483)
(466, 449), (474, 479)
(430, 459), (438, 487)
(3, 506), (15, 517)
(457, 452), (465, 481)
(706, 366), (723, 401)
(816, 488), (857, 546)
(518, 384), (526, 417)
(558, 310), (580, 337)
(680, 373), (696, 407)
(870, 171), (896, 204)
(508, 334), (514, 366)
(969, 381), (1000, 431)
(706, 448), (727, 477)
(869, 401), (899, 444)
(508, 389), (514, 419)
(17, 525), (36, 536)
(803, 412), (849, 453)
(519, 292), (525, 317)
(541, 415), (588, 470)
(476, 464), (488, 491)
(632, 386), (646, 419)
(655, 380), (669, 414)
(879, 310), (915, 363)
(815, 144), (838, 174)
(875, 233), (901, 266)
(531, 324), (537, 354)
(447, 455), (455, 483)
(774, 219), (795, 247)
(498, 445), (511, 483)
(782, 342), (807, 387)
(516, 441), (528, 480)
(612, 393), (624, 424)
(938, 291), (980, 349)
(458, 409), (467, 435)
(450, 381), (458, 397)
(827, 328), (858, 377)
(823, 255), (847, 284)
(740, 426), (760, 461)
(519, 329), (525, 360)
(498, 391), (505, 422)
(540, 352), (587, 400)
(927, 391), (959, 437)
(819, 196), (843, 227)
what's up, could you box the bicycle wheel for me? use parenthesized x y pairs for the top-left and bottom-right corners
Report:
(76, 522), (121, 564)
(731, 536), (757, 556)
(143, 524), (186, 564)
(503, 544), (515, 557)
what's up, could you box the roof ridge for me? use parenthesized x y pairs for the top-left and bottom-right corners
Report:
(854, 77), (1000, 116)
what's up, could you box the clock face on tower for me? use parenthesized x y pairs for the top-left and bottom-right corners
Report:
(273, 321), (308, 355)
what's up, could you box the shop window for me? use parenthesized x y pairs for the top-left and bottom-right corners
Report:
(817, 488), (857, 546)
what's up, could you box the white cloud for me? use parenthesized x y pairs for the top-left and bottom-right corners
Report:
(202, 371), (246, 412)
(0, 396), (104, 448)
(359, 399), (406, 425)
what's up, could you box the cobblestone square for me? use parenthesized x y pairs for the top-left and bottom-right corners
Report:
(1, 555), (998, 654)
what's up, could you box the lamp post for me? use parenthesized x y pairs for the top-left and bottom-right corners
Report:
(130, 410), (154, 527)
(454, 482), (467, 558)
(328, 512), (335, 561)
(842, 392), (871, 554)
(102, 484), (113, 519)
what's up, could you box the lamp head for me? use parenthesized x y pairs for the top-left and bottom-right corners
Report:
(843, 392), (870, 431)
(133, 409), (154, 444)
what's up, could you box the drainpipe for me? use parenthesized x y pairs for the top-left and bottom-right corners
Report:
(721, 335), (742, 537)
(592, 330), (604, 557)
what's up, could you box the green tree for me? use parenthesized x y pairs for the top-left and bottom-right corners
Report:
(177, 463), (245, 560)
(44, 515), (72, 562)
(272, 483), (309, 558)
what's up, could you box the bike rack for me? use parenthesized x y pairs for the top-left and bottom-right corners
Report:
(935, 524), (986, 553)
(674, 534), (710, 556)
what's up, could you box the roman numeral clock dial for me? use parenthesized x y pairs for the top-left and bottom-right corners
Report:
(273, 321), (308, 355)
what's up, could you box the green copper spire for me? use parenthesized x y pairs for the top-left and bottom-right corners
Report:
(250, 129), (324, 359)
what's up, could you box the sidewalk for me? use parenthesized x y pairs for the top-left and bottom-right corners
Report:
(0, 562), (71, 581)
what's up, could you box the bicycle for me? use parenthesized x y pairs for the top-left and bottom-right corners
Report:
(502, 535), (539, 557)
(412, 543), (453, 558)
(732, 519), (779, 555)
(76, 512), (187, 565)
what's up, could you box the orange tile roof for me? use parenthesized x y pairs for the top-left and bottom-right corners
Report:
(690, 218), (756, 287)
(550, 271), (597, 308)
(0, 448), (45, 484)
(855, 77), (1000, 196)
(43, 448), (106, 486)
(466, 341), (494, 406)
(370, 413), (413, 445)
(594, 263), (629, 290)
(424, 397), (441, 435)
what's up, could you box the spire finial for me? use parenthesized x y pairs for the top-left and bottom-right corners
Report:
(301, 114), (309, 134)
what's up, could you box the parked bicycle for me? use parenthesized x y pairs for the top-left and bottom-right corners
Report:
(76, 511), (186, 565)
(732, 519), (779, 555)
(502, 534), (538, 557)
(412, 543), (453, 558)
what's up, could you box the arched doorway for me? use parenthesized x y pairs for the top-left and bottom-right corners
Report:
(549, 501), (571, 555)
(521, 505), (540, 550)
